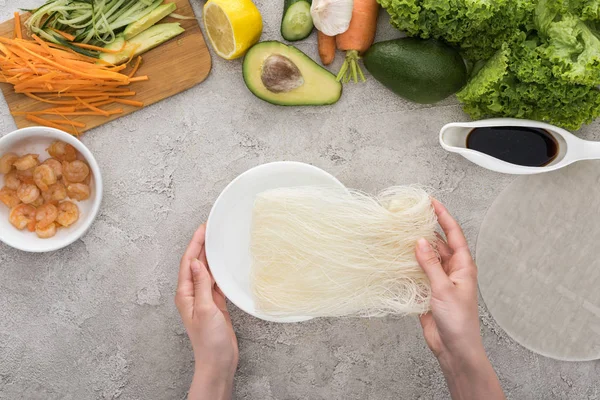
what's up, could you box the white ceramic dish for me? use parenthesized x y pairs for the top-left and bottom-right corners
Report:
(205, 161), (345, 323)
(440, 118), (600, 175)
(0, 127), (103, 253)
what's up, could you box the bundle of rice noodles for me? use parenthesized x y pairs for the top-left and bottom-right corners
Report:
(250, 185), (437, 318)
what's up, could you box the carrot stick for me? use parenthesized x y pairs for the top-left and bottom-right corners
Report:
(71, 42), (124, 54)
(128, 56), (142, 78)
(13, 12), (22, 40)
(26, 114), (78, 135)
(45, 119), (86, 128)
(75, 96), (110, 116)
(54, 91), (136, 97)
(128, 76), (148, 82)
(335, 0), (379, 83)
(20, 109), (123, 116)
(51, 29), (76, 42)
(110, 98), (144, 107)
(24, 92), (81, 104)
(318, 31), (336, 66)
(85, 100), (114, 108)
(12, 107), (77, 115)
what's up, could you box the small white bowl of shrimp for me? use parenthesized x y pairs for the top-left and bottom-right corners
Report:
(0, 126), (102, 253)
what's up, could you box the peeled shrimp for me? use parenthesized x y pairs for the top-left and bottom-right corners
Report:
(47, 141), (77, 162)
(13, 154), (39, 171)
(9, 204), (36, 230)
(33, 164), (57, 191)
(17, 183), (40, 204)
(62, 160), (89, 183)
(42, 183), (67, 204)
(31, 196), (45, 207)
(36, 203), (58, 229)
(0, 152), (18, 174)
(67, 183), (91, 201)
(0, 187), (21, 208)
(43, 158), (63, 179)
(56, 201), (79, 227)
(36, 222), (57, 239)
(4, 171), (21, 190)
(16, 167), (35, 184)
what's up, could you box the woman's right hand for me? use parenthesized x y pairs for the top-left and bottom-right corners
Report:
(415, 199), (482, 364)
(415, 199), (505, 400)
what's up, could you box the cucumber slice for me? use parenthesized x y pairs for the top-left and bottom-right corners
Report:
(123, 3), (177, 40)
(281, 0), (313, 42)
(100, 23), (184, 65)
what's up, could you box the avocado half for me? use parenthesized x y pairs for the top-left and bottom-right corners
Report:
(243, 41), (342, 106)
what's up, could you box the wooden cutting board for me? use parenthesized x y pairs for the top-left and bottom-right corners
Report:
(0, 0), (211, 133)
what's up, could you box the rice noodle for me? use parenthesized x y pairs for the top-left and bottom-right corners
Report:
(250, 186), (437, 318)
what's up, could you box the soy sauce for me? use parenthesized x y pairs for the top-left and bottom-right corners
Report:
(466, 126), (559, 167)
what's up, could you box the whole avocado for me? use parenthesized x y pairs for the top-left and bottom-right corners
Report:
(363, 38), (467, 104)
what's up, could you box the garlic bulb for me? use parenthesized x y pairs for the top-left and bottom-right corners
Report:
(310, 0), (354, 37)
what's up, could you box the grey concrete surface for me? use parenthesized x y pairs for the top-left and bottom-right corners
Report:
(0, 1), (599, 399)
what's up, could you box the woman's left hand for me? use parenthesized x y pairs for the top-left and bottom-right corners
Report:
(175, 224), (238, 400)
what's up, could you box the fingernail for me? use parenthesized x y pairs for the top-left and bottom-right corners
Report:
(418, 238), (430, 252)
(191, 258), (201, 273)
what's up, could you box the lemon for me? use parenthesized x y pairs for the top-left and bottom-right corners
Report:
(203, 0), (263, 60)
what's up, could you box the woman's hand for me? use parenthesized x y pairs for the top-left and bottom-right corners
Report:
(175, 224), (238, 400)
(415, 199), (505, 400)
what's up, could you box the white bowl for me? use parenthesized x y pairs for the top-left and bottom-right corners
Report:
(0, 127), (103, 253)
(205, 162), (345, 323)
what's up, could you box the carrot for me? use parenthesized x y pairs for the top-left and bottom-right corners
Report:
(0, 23), (147, 134)
(12, 107), (77, 115)
(110, 98), (144, 107)
(335, 0), (379, 83)
(18, 109), (123, 116)
(44, 119), (86, 128)
(128, 76), (148, 82)
(26, 114), (79, 135)
(128, 56), (142, 78)
(318, 31), (336, 66)
(75, 96), (110, 116)
(71, 42), (126, 54)
(13, 12), (22, 40)
(50, 29), (75, 42)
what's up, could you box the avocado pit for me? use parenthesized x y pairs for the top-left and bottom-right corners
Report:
(261, 54), (304, 93)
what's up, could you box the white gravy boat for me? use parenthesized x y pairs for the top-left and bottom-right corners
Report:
(439, 118), (600, 175)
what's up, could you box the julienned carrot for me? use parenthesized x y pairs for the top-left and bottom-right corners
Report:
(71, 41), (126, 54)
(128, 57), (142, 78)
(111, 98), (144, 107)
(51, 28), (75, 42)
(335, 0), (379, 83)
(17, 109), (123, 116)
(12, 107), (77, 115)
(26, 114), (78, 135)
(0, 23), (146, 134)
(45, 119), (86, 128)
(14, 12), (22, 40)
(75, 96), (110, 117)
(128, 76), (148, 82)
(318, 31), (336, 66)
(51, 91), (136, 97)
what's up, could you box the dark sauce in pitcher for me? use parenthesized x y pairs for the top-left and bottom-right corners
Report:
(466, 126), (559, 167)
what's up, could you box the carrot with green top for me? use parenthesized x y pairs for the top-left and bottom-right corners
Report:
(335, 0), (379, 83)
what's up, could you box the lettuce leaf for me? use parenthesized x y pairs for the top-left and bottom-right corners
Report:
(379, 0), (600, 129)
